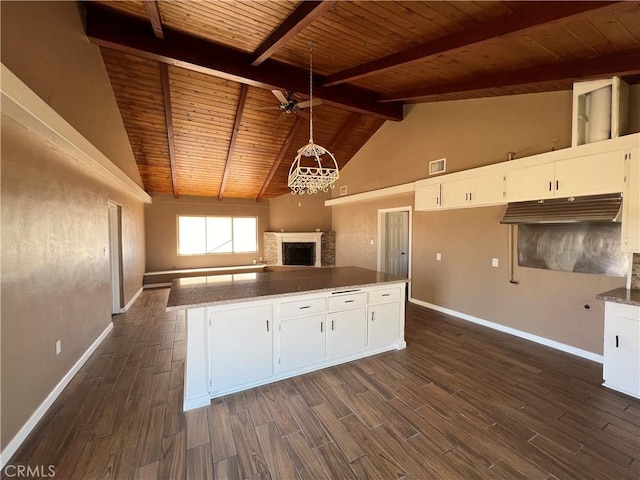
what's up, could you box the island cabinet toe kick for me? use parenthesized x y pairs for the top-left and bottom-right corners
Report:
(182, 283), (406, 411)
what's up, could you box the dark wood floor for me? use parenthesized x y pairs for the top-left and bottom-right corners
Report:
(4, 288), (639, 479)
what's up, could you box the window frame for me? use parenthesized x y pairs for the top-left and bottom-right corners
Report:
(176, 214), (258, 256)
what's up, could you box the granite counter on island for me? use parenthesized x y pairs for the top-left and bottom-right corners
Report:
(170, 267), (408, 411)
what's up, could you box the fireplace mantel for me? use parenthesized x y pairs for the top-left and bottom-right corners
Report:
(269, 232), (324, 267)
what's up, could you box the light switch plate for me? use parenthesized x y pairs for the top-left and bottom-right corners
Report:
(492, 258), (499, 267)
(436, 253), (442, 261)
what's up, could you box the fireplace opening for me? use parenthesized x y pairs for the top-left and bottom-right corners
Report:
(283, 242), (315, 266)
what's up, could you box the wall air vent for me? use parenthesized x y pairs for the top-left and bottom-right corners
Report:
(339, 186), (348, 196)
(429, 158), (446, 175)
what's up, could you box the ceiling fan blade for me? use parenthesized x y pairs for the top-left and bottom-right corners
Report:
(276, 112), (289, 123)
(271, 90), (288, 104)
(295, 110), (309, 119)
(296, 98), (322, 109)
(253, 106), (281, 111)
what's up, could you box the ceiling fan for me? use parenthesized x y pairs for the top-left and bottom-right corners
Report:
(255, 89), (322, 120)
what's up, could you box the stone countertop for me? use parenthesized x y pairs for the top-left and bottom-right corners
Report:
(596, 288), (640, 307)
(166, 266), (408, 311)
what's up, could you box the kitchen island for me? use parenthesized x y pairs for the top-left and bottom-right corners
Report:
(167, 266), (408, 411)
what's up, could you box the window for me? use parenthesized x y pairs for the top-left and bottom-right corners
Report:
(178, 216), (257, 255)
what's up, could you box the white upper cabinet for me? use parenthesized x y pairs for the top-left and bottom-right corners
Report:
(441, 178), (470, 208)
(621, 147), (640, 252)
(470, 173), (507, 206)
(505, 150), (625, 202)
(505, 163), (555, 202)
(414, 181), (441, 210)
(554, 150), (624, 197)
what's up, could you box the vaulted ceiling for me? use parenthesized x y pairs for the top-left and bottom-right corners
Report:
(85, 1), (640, 200)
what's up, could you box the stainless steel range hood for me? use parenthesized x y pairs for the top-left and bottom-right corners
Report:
(500, 193), (622, 224)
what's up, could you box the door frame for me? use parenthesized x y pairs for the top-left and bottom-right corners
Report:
(377, 206), (412, 282)
(108, 201), (124, 314)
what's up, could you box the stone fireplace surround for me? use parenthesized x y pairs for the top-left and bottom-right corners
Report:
(263, 231), (335, 267)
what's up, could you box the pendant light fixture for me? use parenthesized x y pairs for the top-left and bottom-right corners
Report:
(288, 42), (339, 195)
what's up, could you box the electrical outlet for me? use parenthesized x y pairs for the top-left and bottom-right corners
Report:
(370, 239), (374, 246)
(436, 253), (442, 261)
(56, 340), (61, 355)
(492, 258), (499, 267)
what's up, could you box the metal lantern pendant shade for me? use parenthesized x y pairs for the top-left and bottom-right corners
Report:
(288, 42), (338, 195)
(288, 143), (339, 195)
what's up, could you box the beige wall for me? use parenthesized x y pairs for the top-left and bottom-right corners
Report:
(333, 90), (636, 355)
(268, 191), (332, 232)
(145, 195), (270, 271)
(0, 1), (143, 188)
(1, 1), (146, 452)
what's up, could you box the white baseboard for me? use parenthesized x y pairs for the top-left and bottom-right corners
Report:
(121, 286), (143, 312)
(0, 322), (114, 469)
(409, 297), (603, 364)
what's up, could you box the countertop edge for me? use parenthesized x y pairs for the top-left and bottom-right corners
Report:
(166, 278), (408, 311)
(596, 288), (640, 307)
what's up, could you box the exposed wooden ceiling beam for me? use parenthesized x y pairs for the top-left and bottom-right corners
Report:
(380, 49), (640, 103)
(159, 64), (179, 198)
(219, 84), (249, 201)
(256, 115), (304, 202)
(143, 0), (164, 39)
(84, 3), (403, 121)
(251, 1), (333, 67)
(328, 113), (360, 154)
(323, 1), (618, 87)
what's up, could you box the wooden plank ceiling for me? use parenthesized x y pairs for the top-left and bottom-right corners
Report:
(88, 1), (640, 200)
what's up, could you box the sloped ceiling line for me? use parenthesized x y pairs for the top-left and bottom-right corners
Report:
(218, 84), (249, 201)
(381, 48), (640, 102)
(256, 115), (304, 203)
(323, 1), (618, 87)
(83, 3), (403, 121)
(251, 1), (334, 67)
(160, 64), (179, 198)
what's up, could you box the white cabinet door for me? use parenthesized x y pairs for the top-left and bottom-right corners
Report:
(506, 163), (555, 202)
(555, 150), (624, 197)
(603, 306), (640, 398)
(280, 314), (326, 371)
(622, 148), (640, 252)
(367, 302), (400, 348)
(415, 182), (441, 211)
(210, 305), (273, 393)
(470, 172), (506, 206)
(441, 178), (470, 208)
(327, 308), (366, 358)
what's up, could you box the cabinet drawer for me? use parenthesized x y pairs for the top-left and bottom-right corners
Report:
(280, 297), (326, 318)
(328, 293), (367, 311)
(368, 288), (400, 304)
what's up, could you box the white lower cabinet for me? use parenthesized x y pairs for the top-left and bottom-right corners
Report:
(327, 308), (367, 358)
(603, 302), (640, 398)
(194, 283), (405, 406)
(209, 304), (273, 394)
(368, 302), (400, 348)
(279, 314), (326, 371)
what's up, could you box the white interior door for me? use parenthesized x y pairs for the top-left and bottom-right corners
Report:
(108, 202), (122, 314)
(383, 211), (409, 277)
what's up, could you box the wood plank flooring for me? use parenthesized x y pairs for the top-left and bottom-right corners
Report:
(3, 288), (639, 479)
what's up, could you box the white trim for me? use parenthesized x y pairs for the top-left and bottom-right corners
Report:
(144, 282), (173, 289)
(0, 322), (114, 469)
(121, 287), (143, 313)
(0, 63), (151, 204)
(409, 297), (604, 364)
(325, 182), (414, 207)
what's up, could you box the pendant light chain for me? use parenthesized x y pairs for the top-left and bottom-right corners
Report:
(309, 41), (314, 144)
(287, 40), (339, 195)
